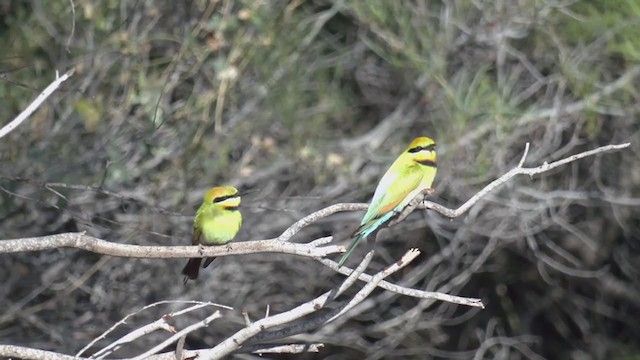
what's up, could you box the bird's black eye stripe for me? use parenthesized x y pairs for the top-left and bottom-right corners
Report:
(213, 194), (238, 203)
(408, 143), (436, 153)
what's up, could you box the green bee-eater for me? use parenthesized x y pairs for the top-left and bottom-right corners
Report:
(182, 186), (242, 282)
(338, 136), (437, 266)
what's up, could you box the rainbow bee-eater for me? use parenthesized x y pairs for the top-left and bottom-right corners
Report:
(182, 186), (242, 282)
(338, 137), (437, 267)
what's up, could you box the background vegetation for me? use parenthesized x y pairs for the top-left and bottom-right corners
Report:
(1, 0), (639, 359)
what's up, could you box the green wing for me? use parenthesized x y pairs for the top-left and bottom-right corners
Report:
(359, 165), (423, 230)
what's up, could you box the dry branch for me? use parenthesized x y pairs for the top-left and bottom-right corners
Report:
(327, 249), (421, 322)
(240, 343), (324, 354)
(81, 301), (232, 359)
(418, 142), (631, 218)
(91, 316), (175, 360)
(76, 301), (232, 357)
(0, 232), (343, 259)
(243, 251), (379, 346)
(0, 345), (81, 360)
(198, 249), (420, 360)
(130, 311), (222, 360)
(316, 258), (484, 308)
(0, 68), (75, 139)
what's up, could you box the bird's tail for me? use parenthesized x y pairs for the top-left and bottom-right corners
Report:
(202, 257), (216, 268)
(182, 258), (202, 283)
(339, 212), (397, 267)
(337, 235), (364, 267)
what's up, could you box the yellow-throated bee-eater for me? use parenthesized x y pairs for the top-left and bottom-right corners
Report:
(182, 186), (242, 282)
(338, 137), (437, 266)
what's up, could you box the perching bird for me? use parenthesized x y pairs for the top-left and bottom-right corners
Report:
(338, 137), (437, 267)
(182, 186), (242, 282)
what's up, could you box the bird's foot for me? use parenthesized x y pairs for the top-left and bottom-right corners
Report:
(198, 243), (206, 255)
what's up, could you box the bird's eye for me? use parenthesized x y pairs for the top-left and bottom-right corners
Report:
(409, 144), (436, 153)
(213, 194), (238, 203)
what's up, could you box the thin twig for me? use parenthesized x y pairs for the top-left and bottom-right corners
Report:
(315, 258), (484, 308)
(130, 311), (222, 360)
(0, 68), (75, 140)
(419, 142), (630, 218)
(329, 250), (375, 302)
(91, 316), (174, 359)
(65, 0), (76, 53)
(76, 301), (231, 357)
(174, 336), (186, 360)
(326, 249), (421, 323)
(91, 303), (221, 359)
(277, 203), (368, 241)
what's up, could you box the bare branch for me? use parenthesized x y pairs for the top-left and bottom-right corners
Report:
(130, 311), (222, 360)
(0, 232), (343, 259)
(518, 142), (531, 167)
(82, 301), (229, 359)
(326, 249), (421, 323)
(200, 257), (367, 359)
(174, 336), (186, 360)
(0, 345), (81, 360)
(316, 258), (484, 308)
(277, 203), (368, 241)
(0, 345), (217, 360)
(329, 250), (376, 302)
(246, 250), (426, 346)
(419, 142), (631, 218)
(200, 249), (419, 359)
(0, 68), (75, 140)
(91, 316), (175, 360)
(243, 343), (324, 354)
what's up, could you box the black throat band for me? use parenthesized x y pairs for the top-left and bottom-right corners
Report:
(415, 159), (437, 167)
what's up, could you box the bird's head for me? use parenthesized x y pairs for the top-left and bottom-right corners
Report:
(404, 136), (437, 168)
(204, 186), (241, 210)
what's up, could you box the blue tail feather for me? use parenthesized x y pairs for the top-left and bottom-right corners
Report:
(337, 234), (364, 267)
(338, 212), (395, 267)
